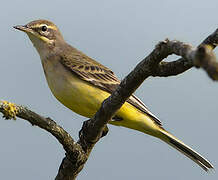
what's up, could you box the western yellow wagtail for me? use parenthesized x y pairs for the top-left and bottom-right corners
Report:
(14, 19), (213, 171)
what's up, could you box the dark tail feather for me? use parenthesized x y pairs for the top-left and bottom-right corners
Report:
(159, 129), (214, 171)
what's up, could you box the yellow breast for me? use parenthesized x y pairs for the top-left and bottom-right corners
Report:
(41, 58), (159, 135)
(42, 57), (108, 117)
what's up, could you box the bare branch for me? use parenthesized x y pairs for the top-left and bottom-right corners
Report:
(0, 101), (77, 151)
(152, 29), (218, 77)
(153, 58), (193, 77)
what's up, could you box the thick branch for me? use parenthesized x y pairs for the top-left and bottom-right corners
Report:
(81, 34), (218, 149)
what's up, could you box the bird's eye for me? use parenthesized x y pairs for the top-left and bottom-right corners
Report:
(41, 25), (47, 32)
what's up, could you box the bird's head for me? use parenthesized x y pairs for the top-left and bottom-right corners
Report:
(14, 19), (64, 54)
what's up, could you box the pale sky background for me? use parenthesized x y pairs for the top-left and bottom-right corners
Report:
(0, 0), (218, 179)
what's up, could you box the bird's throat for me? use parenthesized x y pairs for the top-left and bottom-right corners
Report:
(27, 33), (54, 60)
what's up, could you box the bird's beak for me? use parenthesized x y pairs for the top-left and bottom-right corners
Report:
(13, 25), (33, 33)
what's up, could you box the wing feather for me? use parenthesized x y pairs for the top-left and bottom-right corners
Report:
(59, 47), (162, 126)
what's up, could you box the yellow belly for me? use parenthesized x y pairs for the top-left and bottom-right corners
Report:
(42, 59), (160, 135)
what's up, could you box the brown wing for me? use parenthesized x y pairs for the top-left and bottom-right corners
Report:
(60, 47), (162, 126)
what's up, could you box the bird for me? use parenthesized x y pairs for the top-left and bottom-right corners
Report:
(14, 19), (213, 171)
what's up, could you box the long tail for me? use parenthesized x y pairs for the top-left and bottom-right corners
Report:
(159, 128), (214, 171)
